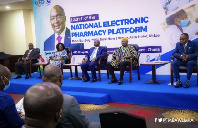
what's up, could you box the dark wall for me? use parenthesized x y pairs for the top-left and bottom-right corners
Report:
(0, 52), (23, 72)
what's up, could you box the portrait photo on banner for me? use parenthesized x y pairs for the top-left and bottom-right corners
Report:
(44, 4), (84, 51)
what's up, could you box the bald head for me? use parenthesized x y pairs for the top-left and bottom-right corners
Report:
(43, 65), (63, 87)
(24, 82), (63, 121)
(28, 43), (34, 50)
(0, 64), (11, 77)
(50, 5), (66, 34)
(94, 39), (100, 47)
(0, 64), (11, 90)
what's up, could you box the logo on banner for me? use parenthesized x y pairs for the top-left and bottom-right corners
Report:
(35, 0), (51, 7)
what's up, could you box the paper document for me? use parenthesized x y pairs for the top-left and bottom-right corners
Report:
(16, 97), (25, 116)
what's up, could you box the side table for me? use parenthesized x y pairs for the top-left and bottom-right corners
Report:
(140, 61), (169, 84)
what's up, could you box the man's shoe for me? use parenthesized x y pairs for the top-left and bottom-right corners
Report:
(25, 76), (29, 79)
(91, 78), (97, 83)
(14, 75), (21, 79)
(184, 80), (190, 88)
(83, 78), (90, 82)
(108, 79), (118, 84)
(174, 80), (182, 88)
(118, 80), (123, 85)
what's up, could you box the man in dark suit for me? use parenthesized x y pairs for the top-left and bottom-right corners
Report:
(15, 43), (39, 79)
(172, 33), (198, 88)
(42, 65), (101, 128)
(81, 39), (106, 82)
(44, 5), (83, 51)
(24, 82), (63, 128)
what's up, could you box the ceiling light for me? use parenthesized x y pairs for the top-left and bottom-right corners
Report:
(5, 6), (10, 9)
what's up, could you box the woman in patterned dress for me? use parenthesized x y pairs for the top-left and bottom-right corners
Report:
(49, 43), (68, 68)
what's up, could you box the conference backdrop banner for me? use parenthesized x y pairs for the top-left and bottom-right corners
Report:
(32, 0), (198, 74)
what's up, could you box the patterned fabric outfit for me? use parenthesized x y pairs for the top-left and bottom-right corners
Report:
(109, 45), (137, 67)
(108, 45), (137, 81)
(49, 49), (68, 68)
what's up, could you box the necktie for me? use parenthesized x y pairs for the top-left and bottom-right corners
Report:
(27, 50), (31, 59)
(90, 48), (96, 61)
(184, 44), (186, 52)
(57, 36), (62, 43)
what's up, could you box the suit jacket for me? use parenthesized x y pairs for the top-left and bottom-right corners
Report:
(86, 46), (106, 61)
(56, 94), (89, 128)
(44, 27), (71, 51)
(23, 48), (39, 63)
(172, 40), (198, 61)
(86, 46), (106, 68)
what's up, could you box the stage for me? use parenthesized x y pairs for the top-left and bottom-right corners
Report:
(5, 72), (198, 110)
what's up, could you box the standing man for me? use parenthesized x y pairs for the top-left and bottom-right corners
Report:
(23, 82), (63, 128)
(44, 5), (71, 51)
(107, 37), (137, 85)
(171, 33), (198, 88)
(15, 43), (39, 79)
(81, 39), (106, 82)
(43, 65), (101, 128)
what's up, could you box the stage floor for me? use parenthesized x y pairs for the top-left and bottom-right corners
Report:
(5, 72), (198, 110)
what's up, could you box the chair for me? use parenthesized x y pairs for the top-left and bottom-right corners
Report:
(28, 48), (40, 78)
(170, 56), (198, 85)
(61, 47), (73, 77)
(82, 46), (110, 81)
(112, 44), (140, 83)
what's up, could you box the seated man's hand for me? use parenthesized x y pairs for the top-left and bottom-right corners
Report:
(82, 58), (88, 63)
(91, 57), (96, 62)
(22, 58), (27, 62)
(185, 55), (190, 61)
(17, 111), (24, 118)
(116, 56), (120, 62)
(180, 54), (186, 60)
(82, 59), (86, 63)
(120, 57), (125, 62)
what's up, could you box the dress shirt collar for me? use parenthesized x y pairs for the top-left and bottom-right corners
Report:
(54, 28), (66, 50)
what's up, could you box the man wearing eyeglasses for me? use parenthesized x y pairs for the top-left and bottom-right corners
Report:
(0, 64), (24, 128)
(171, 33), (198, 88)
(44, 5), (84, 51)
(44, 5), (71, 51)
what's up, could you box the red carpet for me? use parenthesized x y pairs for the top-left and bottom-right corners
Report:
(10, 93), (198, 128)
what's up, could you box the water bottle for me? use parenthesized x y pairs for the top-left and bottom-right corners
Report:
(158, 54), (161, 61)
(45, 57), (49, 63)
(72, 56), (75, 64)
(146, 55), (150, 63)
(38, 58), (41, 63)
